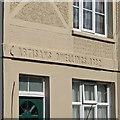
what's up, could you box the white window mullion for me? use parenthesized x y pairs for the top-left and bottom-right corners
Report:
(95, 105), (97, 118)
(107, 86), (110, 118)
(82, 84), (85, 103)
(93, 0), (95, 33)
(80, 83), (82, 103)
(80, 106), (83, 118)
(105, 0), (107, 37)
(28, 76), (29, 91)
(81, 0), (83, 30)
(95, 84), (97, 102)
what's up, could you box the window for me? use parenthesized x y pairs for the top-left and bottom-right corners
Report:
(72, 80), (111, 118)
(19, 74), (50, 118)
(73, 0), (107, 37)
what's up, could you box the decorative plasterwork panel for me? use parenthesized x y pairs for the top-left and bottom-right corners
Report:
(55, 2), (69, 24)
(74, 37), (114, 59)
(14, 2), (65, 28)
(10, 2), (20, 13)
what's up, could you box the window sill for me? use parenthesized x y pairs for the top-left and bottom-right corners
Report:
(72, 29), (115, 43)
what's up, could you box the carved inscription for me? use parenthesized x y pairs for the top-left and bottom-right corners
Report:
(56, 53), (101, 67)
(19, 47), (52, 60)
(17, 47), (102, 67)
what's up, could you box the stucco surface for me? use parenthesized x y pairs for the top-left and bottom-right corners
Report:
(74, 36), (114, 59)
(10, 2), (20, 13)
(3, 59), (117, 118)
(3, 2), (118, 118)
(55, 2), (69, 24)
(15, 2), (65, 28)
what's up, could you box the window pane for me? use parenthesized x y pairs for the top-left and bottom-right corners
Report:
(83, 10), (92, 30)
(97, 106), (108, 118)
(95, 14), (105, 34)
(72, 82), (80, 102)
(29, 76), (43, 92)
(73, 0), (79, 7)
(84, 85), (95, 101)
(19, 75), (28, 91)
(84, 107), (94, 118)
(97, 84), (107, 103)
(73, 7), (79, 29)
(95, 0), (104, 13)
(72, 105), (80, 118)
(83, 0), (92, 10)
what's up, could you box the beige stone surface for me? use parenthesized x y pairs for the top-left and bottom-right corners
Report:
(74, 36), (114, 59)
(3, 59), (117, 118)
(15, 2), (65, 28)
(55, 2), (69, 24)
(3, 1), (118, 118)
(10, 2), (20, 13)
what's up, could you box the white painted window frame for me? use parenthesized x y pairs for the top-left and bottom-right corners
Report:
(72, 80), (110, 118)
(73, 0), (107, 37)
(97, 85), (110, 118)
(83, 83), (97, 104)
(19, 77), (45, 118)
(72, 81), (82, 118)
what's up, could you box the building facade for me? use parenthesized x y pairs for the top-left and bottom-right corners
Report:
(0, 1), (119, 118)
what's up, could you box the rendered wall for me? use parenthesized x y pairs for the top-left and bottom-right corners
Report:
(0, 1), (3, 119)
(3, 2), (118, 118)
(116, 1), (120, 119)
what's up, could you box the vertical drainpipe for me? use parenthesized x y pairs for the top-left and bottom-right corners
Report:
(0, 1), (3, 119)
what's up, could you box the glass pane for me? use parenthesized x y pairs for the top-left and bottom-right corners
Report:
(73, 7), (79, 29)
(97, 106), (108, 118)
(29, 76), (43, 92)
(97, 84), (107, 103)
(85, 84), (95, 101)
(83, 10), (92, 30)
(84, 107), (94, 118)
(21, 101), (28, 111)
(19, 75), (28, 91)
(95, 0), (104, 13)
(72, 82), (80, 102)
(95, 14), (105, 34)
(73, 0), (79, 7)
(72, 106), (80, 118)
(83, 0), (92, 10)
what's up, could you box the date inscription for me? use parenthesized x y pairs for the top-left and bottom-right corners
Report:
(16, 47), (102, 67)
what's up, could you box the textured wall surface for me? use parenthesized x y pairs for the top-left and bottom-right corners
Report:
(74, 37), (114, 59)
(55, 2), (69, 24)
(10, 2), (20, 13)
(15, 2), (65, 28)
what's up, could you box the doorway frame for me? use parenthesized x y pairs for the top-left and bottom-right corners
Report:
(19, 76), (45, 118)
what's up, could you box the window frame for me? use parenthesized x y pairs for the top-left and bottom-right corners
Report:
(73, 0), (108, 37)
(72, 81), (82, 118)
(83, 83), (97, 104)
(82, 105), (97, 118)
(19, 75), (46, 118)
(72, 80), (111, 118)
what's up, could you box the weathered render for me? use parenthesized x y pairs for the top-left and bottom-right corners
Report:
(2, 1), (118, 118)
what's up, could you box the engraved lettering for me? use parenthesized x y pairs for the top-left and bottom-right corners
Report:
(19, 47), (22, 56)
(23, 48), (27, 57)
(28, 49), (32, 57)
(34, 50), (38, 58)
(39, 50), (43, 58)
(16, 46), (103, 68)
(48, 52), (52, 60)
(56, 53), (60, 61)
